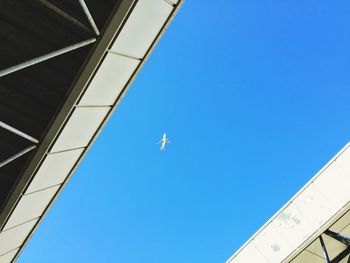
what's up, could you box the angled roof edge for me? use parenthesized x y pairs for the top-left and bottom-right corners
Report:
(0, 0), (183, 261)
(227, 141), (350, 263)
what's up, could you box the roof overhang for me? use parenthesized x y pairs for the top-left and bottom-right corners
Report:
(0, 0), (182, 261)
(227, 142), (350, 263)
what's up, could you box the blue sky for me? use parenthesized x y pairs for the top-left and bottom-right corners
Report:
(18, 1), (350, 262)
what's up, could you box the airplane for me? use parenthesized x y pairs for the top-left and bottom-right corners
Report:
(158, 133), (170, 151)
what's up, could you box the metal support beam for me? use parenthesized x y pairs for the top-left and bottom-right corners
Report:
(0, 121), (38, 144)
(320, 230), (350, 263)
(78, 0), (100, 36)
(325, 230), (350, 246)
(0, 38), (96, 78)
(0, 146), (36, 168)
(320, 235), (331, 263)
(331, 247), (350, 263)
(35, 0), (91, 34)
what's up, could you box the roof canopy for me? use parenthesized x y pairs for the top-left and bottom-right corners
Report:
(227, 142), (350, 263)
(0, 0), (182, 261)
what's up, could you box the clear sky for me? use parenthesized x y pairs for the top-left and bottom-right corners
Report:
(18, 1), (350, 262)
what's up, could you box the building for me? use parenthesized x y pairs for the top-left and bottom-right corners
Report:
(0, 0), (182, 261)
(227, 142), (350, 262)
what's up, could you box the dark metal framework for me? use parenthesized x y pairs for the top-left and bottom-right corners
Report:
(319, 230), (350, 263)
(0, 121), (38, 168)
(0, 0), (100, 167)
(0, 0), (120, 211)
(0, 0), (183, 261)
(0, 0), (123, 259)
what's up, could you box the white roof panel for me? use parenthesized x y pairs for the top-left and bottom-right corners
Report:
(0, 219), (38, 255)
(227, 143), (350, 263)
(166, 0), (179, 5)
(78, 53), (140, 106)
(336, 146), (350, 174)
(0, 249), (19, 263)
(292, 182), (335, 230)
(110, 0), (174, 58)
(50, 107), (110, 153)
(312, 162), (350, 212)
(25, 148), (84, 194)
(232, 242), (268, 263)
(3, 186), (59, 230)
(253, 222), (293, 262)
(273, 203), (312, 248)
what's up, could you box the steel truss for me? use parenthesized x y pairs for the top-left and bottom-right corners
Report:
(319, 230), (350, 263)
(0, 0), (100, 167)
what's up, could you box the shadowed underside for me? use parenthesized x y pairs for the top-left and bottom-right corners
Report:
(0, 0), (181, 261)
(0, 0), (119, 213)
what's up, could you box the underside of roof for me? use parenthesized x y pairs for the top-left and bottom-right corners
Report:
(0, 0), (182, 261)
(291, 209), (350, 263)
(227, 142), (350, 263)
(0, 0), (116, 210)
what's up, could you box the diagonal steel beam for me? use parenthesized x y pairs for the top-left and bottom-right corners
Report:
(320, 235), (331, 263)
(35, 0), (91, 34)
(0, 146), (36, 168)
(0, 121), (38, 144)
(0, 38), (95, 78)
(325, 230), (350, 246)
(78, 0), (100, 36)
(331, 247), (350, 263)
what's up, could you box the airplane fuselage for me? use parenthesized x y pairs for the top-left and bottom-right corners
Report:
(160, 133), (168, 151)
